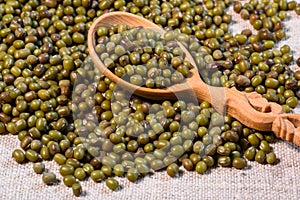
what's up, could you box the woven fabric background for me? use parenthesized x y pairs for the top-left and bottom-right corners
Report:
(1, 1), (300, 199)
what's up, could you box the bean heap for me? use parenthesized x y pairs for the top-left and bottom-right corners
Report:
(0, 0), (299, 197)
(70, 63), (278, 192)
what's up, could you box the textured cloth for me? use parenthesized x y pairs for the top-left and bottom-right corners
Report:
(1, 1), (300, 200)
(1, 136), (299, 200)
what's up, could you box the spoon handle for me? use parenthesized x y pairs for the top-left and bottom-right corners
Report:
(193, 83), (300, 145)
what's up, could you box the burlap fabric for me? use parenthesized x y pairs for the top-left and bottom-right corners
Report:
(1, 1), (300, 199)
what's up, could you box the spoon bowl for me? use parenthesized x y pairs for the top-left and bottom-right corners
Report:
(88, 12), (200, 101)
(88, 12), (300, 146)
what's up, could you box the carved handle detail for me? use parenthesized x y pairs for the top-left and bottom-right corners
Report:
(245, 92), (283, 114)
(245, 92), (300, 145)
(227, 92), (300, 146)
(272, 115), (300, 146)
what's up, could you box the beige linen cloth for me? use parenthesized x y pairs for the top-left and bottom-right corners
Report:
(1, 1), (300, 199)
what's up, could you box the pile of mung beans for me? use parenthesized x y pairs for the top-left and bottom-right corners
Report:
(0, 0), (299, 197)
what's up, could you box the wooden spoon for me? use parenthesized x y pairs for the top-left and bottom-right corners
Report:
(88, 12), (300, 146)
